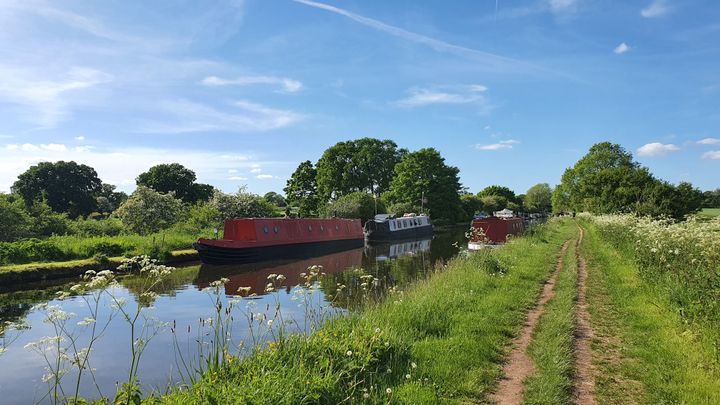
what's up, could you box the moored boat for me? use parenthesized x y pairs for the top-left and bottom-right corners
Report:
(468, 210), (524, 250)
(194, 218), (364, 265)
(364, 213), (433, 242)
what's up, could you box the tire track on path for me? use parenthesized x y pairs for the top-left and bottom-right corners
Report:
(573, 225), (597, 405)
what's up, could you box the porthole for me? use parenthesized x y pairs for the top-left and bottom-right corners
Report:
(273, 226), (279, 234)
(263, 226), (269, 234)
(308, 225), (313, 231)
(320, 224), (325, 232)
(335, 225), (340, 231)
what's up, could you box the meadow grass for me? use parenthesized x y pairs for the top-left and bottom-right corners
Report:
(522, 239), (578, 405)
(699, 207), (720, 218)
(157, 219), (577, 404)
(581, 220), (720, 404)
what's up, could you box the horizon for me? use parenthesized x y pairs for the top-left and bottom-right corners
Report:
(1, 0), (719, 195)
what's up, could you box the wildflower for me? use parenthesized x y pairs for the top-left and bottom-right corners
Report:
(346, 350), (353, 356)
(77, 317), (96, 327)
(267, 319), (274, 327)
(375, 327), (381, 334)
(386, 388), (392, 394)
(411, 362), (417, 369)
(405, 374), (411, 379)
(363, 393), (370, 399)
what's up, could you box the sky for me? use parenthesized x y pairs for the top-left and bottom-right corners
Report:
(0, 0), (719, 196)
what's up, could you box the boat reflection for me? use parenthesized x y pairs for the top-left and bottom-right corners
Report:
(364, 237), (432, 261)
(195, 247), (364, 296)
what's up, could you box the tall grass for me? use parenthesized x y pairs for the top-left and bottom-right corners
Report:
(159, 219), (576, 403)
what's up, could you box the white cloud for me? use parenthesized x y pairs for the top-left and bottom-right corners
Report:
(0, 67), (113, 128)
(636, 142), (680, 157)
(256, 174), (275, 180)
(395, 85), (487, 108)
(250, 168), (262, 173)
(292, 0), (534, 72)
(75, 136), (85, 141)
(475, 139), (520, 151)
(549, 0), (577, 12)
(139, 99), (305, 133)
(697, 138), (720, 145)
(702, 151), (720, 160)
(201, 75), (303, 93)
(0, 143), (286, 193)
(228, 169), (238, 173)
(614, 42), (630, 54)
(229, 176), (248, 181)
(641, 0), (670, 18)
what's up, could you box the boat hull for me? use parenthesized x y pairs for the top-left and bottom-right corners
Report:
(193, 238), (365, 265)
(364, 225), (433, 242)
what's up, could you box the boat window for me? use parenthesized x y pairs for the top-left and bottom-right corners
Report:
(390, 221), (394, 230)
(273, 226), (279, 234)
(308, 225), (313, 232)
(263, 226), (269, 234)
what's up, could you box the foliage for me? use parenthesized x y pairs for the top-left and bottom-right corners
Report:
(477, 185), (518, 204)
(703, 189), (720, 208)
(386, 201), (420, 217)
(263, 191), (287, 207)
(185, 202), (222, 230)
(0, 239), (68, 265)
(0, 194), (32, 241)
(12, 161), (103, 218)
(316, 138), (406, 201)
(97, 183), (128, 212)
(386, 148), (463, 223)
(69, 217), (124, 237)
(284, 160), (320, 217)
(555, 142), (703, 219)
(320, 192), (383, 223)
(115, 186), (184, 235)
(210, 187), (277, 220)
(136, 163), (214, 204)
(524, 183), (553, 213)
(460, 194), (484, 220)
(480, 195), (507, 214)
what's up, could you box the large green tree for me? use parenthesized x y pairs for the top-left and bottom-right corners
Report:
(97, 183), (128, 212)
(12, 161), (102, 218)
(263, 192), (287, 207)
(477, 185), (518, 204)
(115, 186), (183, 234)
(210, 188), (277, 220)
(284, 160), (320, 217)
(0, 194), (31, 241)
(386, 148), (463, 223)
(316, 138), (406, 201)
(321, 192), (383, 223)
(136, 163), (213, 204)
(524, 183), (553, 213)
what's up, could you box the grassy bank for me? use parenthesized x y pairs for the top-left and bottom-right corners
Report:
(581, 219), (720, 404)
(522, 238), (578, 404)
(156, 219), (576, 403)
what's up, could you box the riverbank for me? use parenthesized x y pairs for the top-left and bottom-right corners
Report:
(0, 249), (199, 286)
(157, 219), (577, 403)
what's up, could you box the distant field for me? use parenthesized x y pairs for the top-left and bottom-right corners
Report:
(700, 208), (720, 218)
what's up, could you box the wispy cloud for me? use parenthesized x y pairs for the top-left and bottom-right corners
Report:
(475, 139), (519, 151)
(702, 151), (720, 160)
(395, 85), (488, 108)
(614, 42), (630, 54)
(201, 75), (303, 93)
(641, 0), (670, 18)
(0, 67), (113, 128)
(139, 99), (305, 134)
(549, 0), (578, 13)
(697, 138), (720, 145)
(293, 0), (534, 72)
(256, 174), (276, 180)
(637, 142), (680, 157)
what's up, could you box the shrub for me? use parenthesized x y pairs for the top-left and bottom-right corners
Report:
(210, 187), (277, 220)
(0, 239), (70, 265)
(386, 201), (418, 217)
(321, 192), (384, 223)
(70, 217), (124, 237)
(115, 186), (183, 235)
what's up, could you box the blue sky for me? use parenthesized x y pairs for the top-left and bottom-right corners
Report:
(1, 0), (718, 196)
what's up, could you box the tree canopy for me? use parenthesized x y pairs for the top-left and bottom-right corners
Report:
(210, 188), (277, 220)
(316, 138), (406, 201)
(524, 183), (553, 213)
(12, 161), (102, 218)
(136, 163), (213, 204)
(386, 148), (463, 223)
(321, 192), (383, 224)
(284, 160), (320, 217)
(115, 186), (183, 235)
(263, 192), (287, 207)
(477, 185), (518, 204)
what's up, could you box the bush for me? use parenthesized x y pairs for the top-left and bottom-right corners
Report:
(115, 186), (184, 235)
(0, 239), (70, 265)
(86, 241), (125, 256)
(386, 201), (418, 217)
(321, 192), (384, 223)
(70, 217), (124, 237)
(210, 188), (277, 220)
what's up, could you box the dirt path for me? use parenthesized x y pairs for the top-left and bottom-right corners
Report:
(573, 226), (597, 405)
(490, 240), (571, 405)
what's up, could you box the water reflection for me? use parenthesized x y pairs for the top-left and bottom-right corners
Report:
(0, 228), (467, 404)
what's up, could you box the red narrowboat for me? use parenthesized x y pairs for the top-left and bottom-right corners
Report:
(468, 215), (524, 250)
(194, 218), (364, 265)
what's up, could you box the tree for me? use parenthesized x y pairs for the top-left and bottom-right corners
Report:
(524, 183), (553, 213)
(0, 194), (31, 241)
(460, 194), (483, 221)
(210, 188), (277, 221)
(97, 183), (128, 212)
(284, 161), (320, 217)
(115, 186), (183, 235)
(480, 195), (507, 214)
(477, 185), (518, 204)
(12, 161), (102, 218)
(316, 138), (406, 201)
(386, 148), (463, 223)
(320, 192), (383, 223)
(263, 192), (287, 207)
(703, 189), (720, 208)
(136, 163), (213, 204)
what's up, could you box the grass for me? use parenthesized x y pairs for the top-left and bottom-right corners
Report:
(580, 220), (720, 404)
(156, 219), (577, 404)
(699, 207), (720, 218)
(522, 238), (578, 405)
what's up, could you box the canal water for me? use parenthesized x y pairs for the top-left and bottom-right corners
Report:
(0, 229), (466, 403)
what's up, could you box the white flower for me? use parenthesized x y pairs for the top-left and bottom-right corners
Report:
(77, 317), (96, 326)
(386, 388), (392, 394)
(346, 350), (353, 356)
(267, 319), (274, 327)
(405, 374), (411, 379)
(411, 362), (417, 369)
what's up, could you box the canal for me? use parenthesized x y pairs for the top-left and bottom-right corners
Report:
(0, 228), (467, 403)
